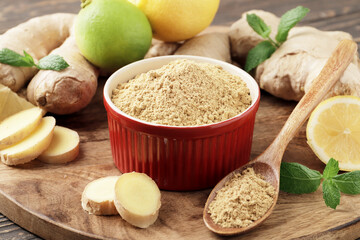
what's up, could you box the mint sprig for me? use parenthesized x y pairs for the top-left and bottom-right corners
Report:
(333, 171), (360, 194)
(246, 14), (272, 39)
(322, 179), (341, 209)
(0, 48), (35, 67)
(37, 54), (69, 71)
(280, 158), (360, 209)
(322, 157), (339, 179)
(0, 48), (69, 71)
(245, 6), (309, 72)
(244, 41), (276, 74)
(280, 162), (322, 194)
(275, 6), (310, 43)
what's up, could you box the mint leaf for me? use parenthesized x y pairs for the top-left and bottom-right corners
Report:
(244, 6), (308, 72)
(333, 171), (360, 194)
(246, 14), (271, 38)
(280, 162), (322, 194)
(37, 54), (69, 71)
(281, 159), (360, 209)
(323, 158), (339, 179)
(0, 48), (34, 67)
(276, 6), (309, 43)
(0, 48), (69, 71)
(244, 41), (276, 72)
(23, 50), (36, 65)
(322, 179), (340, 209)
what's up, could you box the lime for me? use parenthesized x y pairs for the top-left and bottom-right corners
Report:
(75, 0), (152, 71)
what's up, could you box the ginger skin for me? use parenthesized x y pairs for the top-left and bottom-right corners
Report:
(145, 39), (180, 58)
(27, 36), (98, 115)
(145, 31), (232, 63)
(229, 10), (279, 63)
(175, 32), (231, 63)
(0, 13), (75, 92)
(230, 10), (360, 101)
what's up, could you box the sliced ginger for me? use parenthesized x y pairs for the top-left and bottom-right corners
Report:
(0, 107), (45, 150)
(81, 173), (161, 228)
(0, 116), (55, 165)
(114, 172), (161, 228)
(0, 84), (35, 122)
(38, 126), (80, 164)
(81, 176), (120, 215)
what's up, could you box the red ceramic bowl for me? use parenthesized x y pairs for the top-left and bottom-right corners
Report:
(103, 55), (260, 191)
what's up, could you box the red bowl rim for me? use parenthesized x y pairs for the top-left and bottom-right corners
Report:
(103, 55), (260, 131)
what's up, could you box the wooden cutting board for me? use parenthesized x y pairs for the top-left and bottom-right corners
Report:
(1, 78), (360, 240)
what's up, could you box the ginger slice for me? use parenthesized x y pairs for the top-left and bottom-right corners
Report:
(81, 176), (120, 216)
(0, 116), (55, 165)
(114, 172), (161, 228)
(0, 84), (35, 122)
(0, 107), (45, 150)
(38, 126), (80, 164)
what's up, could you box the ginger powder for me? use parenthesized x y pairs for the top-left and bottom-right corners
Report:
(208, 167), (275, 228)
(111, 59), (251, 126)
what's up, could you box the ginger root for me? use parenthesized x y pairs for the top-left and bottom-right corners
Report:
(145, 28), (232, 62)
(256, 27), (360, 100)
(27, 36), (98, 115)
(229, 10), (279, 62)
(175, 32), (231, 63)
(145, 39), (180, 58)
(229, 10), (360, 101)
(0, 13), (75, 91)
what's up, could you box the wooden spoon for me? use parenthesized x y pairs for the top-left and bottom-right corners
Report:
(203, 39), (358, 236)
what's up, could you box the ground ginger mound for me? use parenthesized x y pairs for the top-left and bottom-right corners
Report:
(208, 167), (275, 228)
(111, 59), (251, 126)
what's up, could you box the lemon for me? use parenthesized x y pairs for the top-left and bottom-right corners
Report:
(129, 0), (220, 42)
(75, 0), (152, 72)
(306, 96), (360, 171)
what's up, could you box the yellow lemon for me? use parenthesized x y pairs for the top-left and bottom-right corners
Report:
(306, 96), (360, 171)
(129, 0), (220, 42)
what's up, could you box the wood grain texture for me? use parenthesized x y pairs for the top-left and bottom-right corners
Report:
(0, 213), (40, 240)
(1, 80), (360, 240)
(0, 0), (360, 239)
(204, 39), (358, 236)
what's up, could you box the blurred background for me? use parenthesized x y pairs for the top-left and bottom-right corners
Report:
(0, 0), (358, 52)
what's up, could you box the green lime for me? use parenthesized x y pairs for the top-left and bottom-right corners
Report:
(75, 0), (152, 71)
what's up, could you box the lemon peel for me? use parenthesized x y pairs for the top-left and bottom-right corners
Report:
(131, 0), (220, 42)
(306, 95), (360, 171)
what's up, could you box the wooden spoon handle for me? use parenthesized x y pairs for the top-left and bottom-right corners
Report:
(269, 39), (357, 165)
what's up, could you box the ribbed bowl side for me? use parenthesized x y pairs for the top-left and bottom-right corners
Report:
(107, 111), (257, 191)
(103, 54), (261, 191)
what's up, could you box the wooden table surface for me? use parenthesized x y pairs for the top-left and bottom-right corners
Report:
(0, 0), (359, 239)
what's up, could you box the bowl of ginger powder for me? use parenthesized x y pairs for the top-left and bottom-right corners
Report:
(103, 55), (260, 191)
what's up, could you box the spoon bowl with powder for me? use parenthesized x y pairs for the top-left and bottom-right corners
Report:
(203, 39), (357, 235)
